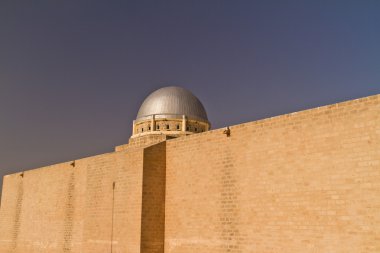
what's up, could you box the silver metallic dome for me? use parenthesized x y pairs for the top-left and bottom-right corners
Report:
(136, 86), (208, 122)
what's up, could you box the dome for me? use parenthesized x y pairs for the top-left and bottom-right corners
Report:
(136, 86), (209, 122)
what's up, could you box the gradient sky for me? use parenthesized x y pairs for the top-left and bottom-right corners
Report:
(1, 1), (379, 195)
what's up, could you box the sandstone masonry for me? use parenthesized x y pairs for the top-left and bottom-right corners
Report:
(0, 94), (379, 253)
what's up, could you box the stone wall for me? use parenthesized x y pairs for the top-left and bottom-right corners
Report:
(165, 94), (380, 253)
(82, 149), (145, 253)
(0, 148), (146, 253)
(0, 94), (379, 253)
(0, 161), (86, 253)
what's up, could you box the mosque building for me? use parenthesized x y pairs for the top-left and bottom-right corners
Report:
(0, 86), (379, 253)
(127, 86), (210, 147)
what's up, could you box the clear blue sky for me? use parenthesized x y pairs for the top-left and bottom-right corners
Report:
(1, 1), (379, 193)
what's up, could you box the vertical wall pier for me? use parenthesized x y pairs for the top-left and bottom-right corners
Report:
(10, 174), (24, 252)
(63, 171), (75, 252)
(218, 147), (243, 253)
(141, 142), (166, 253)
(110, 182), (116, 253)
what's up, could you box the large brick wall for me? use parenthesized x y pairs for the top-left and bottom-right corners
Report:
(165, 94), (380, 253)
(82, 149), (145, 253)
(1, 94), (379, 253)
(0, 148), (147, 253)
(0, 161), (86, 253)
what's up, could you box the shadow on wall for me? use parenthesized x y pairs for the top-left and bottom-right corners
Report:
(141, 142), (166, 253)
